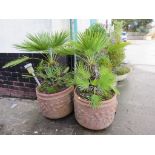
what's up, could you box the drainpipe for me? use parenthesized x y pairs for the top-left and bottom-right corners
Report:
(67, 19), (78, 71)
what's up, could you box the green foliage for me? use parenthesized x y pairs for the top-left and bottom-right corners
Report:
(107, 42), (129, 67)
(69, 23), (119, 108)
(3, 56), (30, 68)
(106, 21), (130, 69)
(75, 63), (118, 108)
(97, 67), (115, 94)
(112, 21), (123, 43)
(75, 63), (90, 91)
(76, 62), (91, 79)
(15, 32), (69, 52)
(90, 94), (102, 108)
(88, 23), (109, 39)
(3, 31), (73, 94)
(39, 82), (58, 94)
(114, 66), (130, 75)
(98, 56), (112, 70)
(113, 19), (153, 32)
(68, 24), (109, 64)
(36, 60), (73, 93)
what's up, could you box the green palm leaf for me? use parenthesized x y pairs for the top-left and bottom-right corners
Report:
(90, 94), (102, 108)
(75, 62), (90, 91)
(15, 31), (69, 53)
(97, 66), (115, 93)
(3, 56), (30, 68)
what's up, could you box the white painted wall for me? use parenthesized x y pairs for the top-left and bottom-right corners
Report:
(77, 19), (90, 32)
(51, 19), (70, 32)
(0, 19), (70, 53)
(77, 19), (112, 32)
(0, 19), (111, 53)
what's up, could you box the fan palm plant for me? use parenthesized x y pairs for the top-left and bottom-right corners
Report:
(3, 31), (73, 93)
(72, 24), (119, 130)
(3, 31), (69, 67)
(65, 23), (118, 107)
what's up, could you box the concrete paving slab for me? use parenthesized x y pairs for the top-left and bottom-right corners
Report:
(125, 40), (155, 65)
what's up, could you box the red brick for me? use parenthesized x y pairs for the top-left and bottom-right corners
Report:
(24, 91), (36, 99)
(10, 89), (25, 98)
(0, 87), (10, 96)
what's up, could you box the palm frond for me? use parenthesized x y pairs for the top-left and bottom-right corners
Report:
(107, 42), (128, 67)
(68, 24), (109, 58)
(76, 30), (108, 57)
(15, 31), (69, 53)
(90, 94), (102, 108)
(108, 42), (129, 52)
(15, 33), (51, 51)
(75, 62), (90, 91)
(96, 66), (115, 93)
(3, 56), (30, 68)
(88, 23), (107, 37)
(75, 76), (90, 91)
(54, 41), (76, 56)
(49, 31), (69, 48)
(76, 62), (91, 80)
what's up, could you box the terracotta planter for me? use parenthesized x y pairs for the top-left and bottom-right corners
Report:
(116, 66), (132, 82)
(74, 89), (118, 130)
(116, 73), (129, 82)
(36, 86), (74, 119)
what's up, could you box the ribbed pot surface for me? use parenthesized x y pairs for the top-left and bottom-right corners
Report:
(36, 86), (74, 119)
(74, 89), (118, 130)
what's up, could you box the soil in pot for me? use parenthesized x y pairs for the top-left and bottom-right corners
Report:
(74, 88), (118, 130)
(36, 86), (74, 119)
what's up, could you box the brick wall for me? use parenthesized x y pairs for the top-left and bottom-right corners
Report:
(0, 53), (68, 99)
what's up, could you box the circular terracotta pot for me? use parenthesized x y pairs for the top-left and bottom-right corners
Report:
(116, 66), (132, 82)
(74, 89), (118, 130)
(116, 73), (129, 82)
(36, 86), (74, 119)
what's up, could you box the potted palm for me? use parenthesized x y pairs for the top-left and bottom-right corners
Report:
(65, 24), (119, 130)
(108, 21), (131, 82)
(3, 32), (74, 119)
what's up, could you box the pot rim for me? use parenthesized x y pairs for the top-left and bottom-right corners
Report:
(74, 87), (116, 108)
(117, 72), (129, 76)
(116, 65), (132, 76)
(36, 85), (74, 97)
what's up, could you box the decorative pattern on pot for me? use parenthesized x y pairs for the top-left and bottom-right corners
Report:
(74, 90), (118, 130)
(36, 86), (74, 119)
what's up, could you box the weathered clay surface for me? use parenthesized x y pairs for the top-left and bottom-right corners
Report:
(36, 86), (74, 119)
(74, 90), (118, 130)
(116, 73), (128, 82)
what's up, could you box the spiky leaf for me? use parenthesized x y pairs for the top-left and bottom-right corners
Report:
(15, 31), (69, 53)
(97, 67), (115, 93)
(90, 94), (102, 108)
(3, 56), (30, 68)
